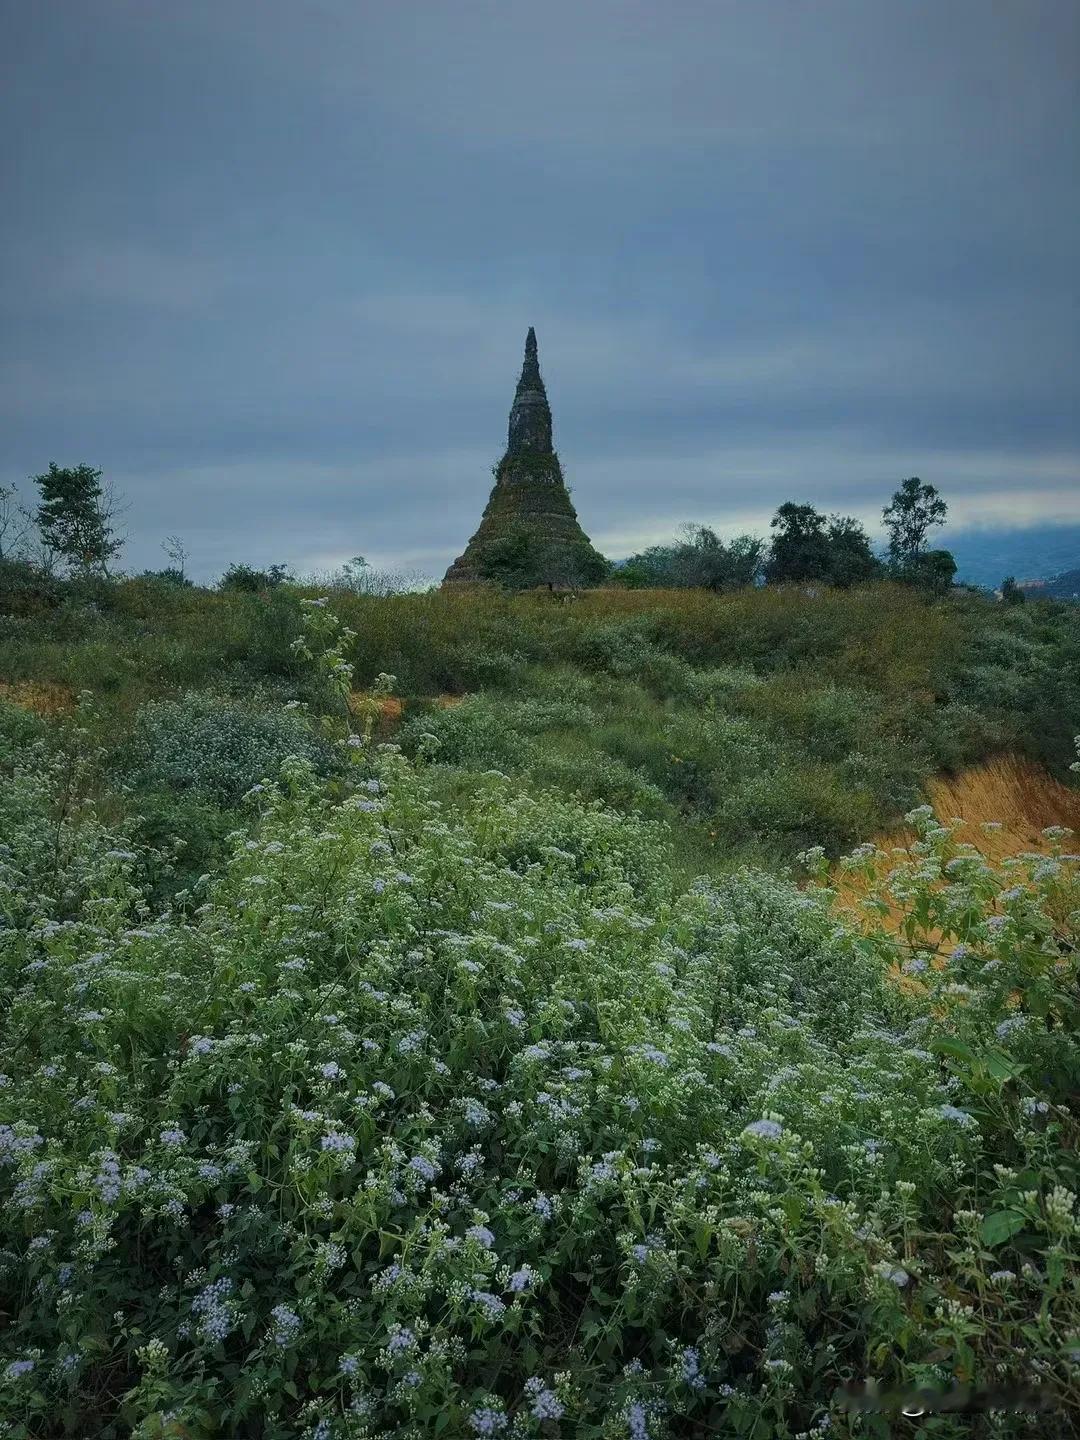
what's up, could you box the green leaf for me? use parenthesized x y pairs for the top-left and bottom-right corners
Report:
(934, 1036), (974, 1062)
(980, 1210), (1025, 1246)
(985, 1049), (1021, 1081)
(1048, 1249), (1065, 1288)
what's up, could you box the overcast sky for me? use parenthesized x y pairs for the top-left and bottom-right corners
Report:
(2, 0), (1078, 581)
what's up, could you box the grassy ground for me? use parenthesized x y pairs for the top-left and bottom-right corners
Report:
(1, 578), (1078, 1435)
(1, 577), (1078, 883)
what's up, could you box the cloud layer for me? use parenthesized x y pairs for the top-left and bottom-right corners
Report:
(2, 0), (1078, 580)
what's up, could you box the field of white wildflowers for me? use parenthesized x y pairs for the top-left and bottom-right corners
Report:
(0, 604), (1077, 1439)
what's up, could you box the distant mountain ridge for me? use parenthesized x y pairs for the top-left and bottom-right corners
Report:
(1019, 567), (1080, 600)
(941, 523), (1080, 590)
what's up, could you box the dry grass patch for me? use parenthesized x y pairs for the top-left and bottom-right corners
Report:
(922, 755), (1080, 862)
(0, 679), (74, 716)
(350, 692), (403, 725)
(839, 756), (1078, 882)
(831, 756), (1079, 975)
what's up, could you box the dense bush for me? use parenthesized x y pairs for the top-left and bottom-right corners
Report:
(0, 710), (1077, 1436)
(615, 527), (764, 592)
(218, 563), (292, 592)
(949, 598), (1080, 773)
(120, 691), (339, 804)
(0, 559), (63, 618)
(526, 745), (671, 819)
(2, 580), (1079, 874)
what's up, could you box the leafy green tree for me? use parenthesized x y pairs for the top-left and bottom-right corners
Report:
(617, 527), (764, 591)
(824, 515), (883, 588)
(900, 548), (957, 593)
(764, 505), (884, 588)
(478, 529), (542, 591)
(764, 503), (833, 584)
(33, 462), (122, 576)
(218, 563), (292, 592)
(611, 542), (682, 589)
(612, 554), (663, 589)
(138, 567), (193, 588)
(882, 477), (947, 566)
(672, 526), (765, 591)
(1001, 575), (1026, 605)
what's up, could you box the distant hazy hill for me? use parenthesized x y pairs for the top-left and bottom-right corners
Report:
(943, 523), (1080, 589)
(1019, 567), (1080, 601)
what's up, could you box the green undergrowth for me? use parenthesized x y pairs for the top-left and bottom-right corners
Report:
(2, 580), (1078, 879)
(0, 608), (1077, 1436)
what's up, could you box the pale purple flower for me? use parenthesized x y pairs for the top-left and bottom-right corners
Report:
(408, 1154), (439, 1182)
(321, 1132), (356, 1152)
(508, 1264), (536, 1292)
(270, 1304), (301, 1346)
(468, 1407), (507, 1435)
(743, 1119), (783, 1141)
(627, 1401), (650, 1438)
(471, 1290), (506, 1320)
(681, 1345), (705, 1390)
(938, 1105), (975, 1128)
(531, 1387), (564, 1420)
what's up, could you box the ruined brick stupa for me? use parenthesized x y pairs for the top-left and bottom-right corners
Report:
(442, 328), (606, 586)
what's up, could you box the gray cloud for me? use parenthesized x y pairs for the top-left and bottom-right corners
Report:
(2, 0), (1077, 581)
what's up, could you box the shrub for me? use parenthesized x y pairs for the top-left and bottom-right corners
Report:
(0, 730), (1075, 1436)
(125, 787), (242, 899)
(527, 744), (671, 817)
(119, 691), (338, 803)
(134, 567), (193, 589)
(440, 644), (528, 691)
(0, 696), (48, 753)
(0, 557), (63, 618)
(218, 562), (292, 592)
(673, 664), (762, 705)
(396, 694), (595, 773)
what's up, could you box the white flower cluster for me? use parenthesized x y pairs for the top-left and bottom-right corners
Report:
(0, 701), (1075, 1433)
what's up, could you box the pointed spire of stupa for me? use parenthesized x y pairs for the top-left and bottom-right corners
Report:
(507, 326), (552, 454)
(442, 327), (606, 587)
